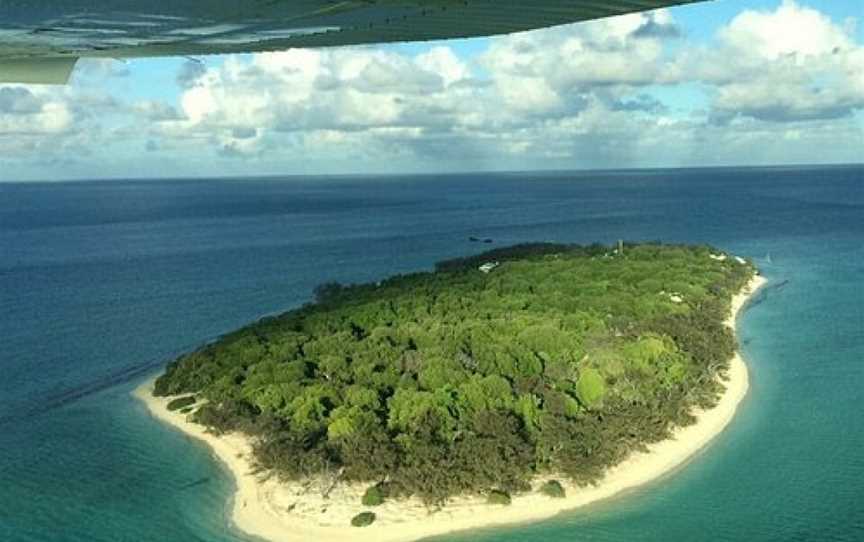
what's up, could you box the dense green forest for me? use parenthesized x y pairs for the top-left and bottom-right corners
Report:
(154, 243), (754, 505)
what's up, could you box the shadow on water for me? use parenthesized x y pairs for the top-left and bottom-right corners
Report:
(0, 331), (228, 428)
(0, 301), (297, 430)
(748, 277), (788, 311)
(0, 359), (165, 428)
(178, 477), (212, 491)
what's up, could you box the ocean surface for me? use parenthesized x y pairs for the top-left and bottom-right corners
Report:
(1, 166), (862, 542)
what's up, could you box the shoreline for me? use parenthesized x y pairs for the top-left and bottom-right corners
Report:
(134, 273), (767, 542)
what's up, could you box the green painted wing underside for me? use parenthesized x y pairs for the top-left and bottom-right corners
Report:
(0, 0), (708, 83)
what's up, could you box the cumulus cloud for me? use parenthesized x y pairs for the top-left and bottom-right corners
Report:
(690, 1), (864, 123)
(134, 100), (185, 122)
(1, 1), (862, 180)
(148, 9), (690, 164)
(0, 87), (43, 114)
(0, 86), (73, 137)
(160, 2), (860, 168)
(176, 59), (207, 89)
(483, 9), (680, 89)
(160, 46), (479, 159)
(0, 63), (130, 174)
(719, 0), (851, 60)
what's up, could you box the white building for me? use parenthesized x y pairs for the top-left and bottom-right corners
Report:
(479, 262), (500, 274)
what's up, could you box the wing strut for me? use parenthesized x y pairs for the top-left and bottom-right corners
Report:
(0, 58), (78, 85)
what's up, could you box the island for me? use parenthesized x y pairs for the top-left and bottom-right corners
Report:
(136, 242), (766, 542)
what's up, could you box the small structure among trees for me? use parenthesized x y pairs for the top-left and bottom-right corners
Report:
(478, 261), (500, 274)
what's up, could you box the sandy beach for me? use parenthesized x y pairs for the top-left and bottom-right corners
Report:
(135, 273), (767, 542)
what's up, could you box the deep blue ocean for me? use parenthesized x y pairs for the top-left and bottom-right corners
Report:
(1, 166), (862, 542)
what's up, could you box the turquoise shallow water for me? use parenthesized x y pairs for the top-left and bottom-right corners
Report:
(1, 166), (862, 541)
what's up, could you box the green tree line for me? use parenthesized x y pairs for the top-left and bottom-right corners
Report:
(154, 242), (754, 505)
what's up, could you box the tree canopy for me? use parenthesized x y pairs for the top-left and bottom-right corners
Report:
(154, 242), (754, 504)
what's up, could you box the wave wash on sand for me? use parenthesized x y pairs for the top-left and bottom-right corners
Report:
(135, 273), (766, 542)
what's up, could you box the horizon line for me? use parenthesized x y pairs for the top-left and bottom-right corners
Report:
(2, 161), (862, 185)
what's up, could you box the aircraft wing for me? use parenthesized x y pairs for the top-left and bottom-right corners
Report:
(0, 0), (708, 84)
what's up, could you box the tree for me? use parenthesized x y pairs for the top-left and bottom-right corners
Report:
(154, 242), (753, 504)
(576, 367), (606, 409)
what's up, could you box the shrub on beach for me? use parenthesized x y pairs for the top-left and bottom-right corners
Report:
(540, 480), (566, 498)
(153, 373), (172, 397)
(487, 489), (511, 505)
(362, 485), (385, 506)
(166, 396), (196, 411)
(378, 480), (409, 499)
(351, 511), (376, 527)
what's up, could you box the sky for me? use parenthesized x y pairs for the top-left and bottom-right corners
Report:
(1, 0), (862, 181)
